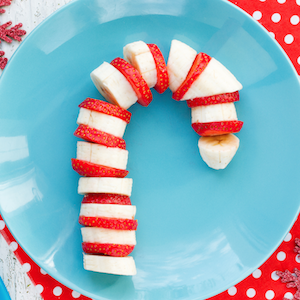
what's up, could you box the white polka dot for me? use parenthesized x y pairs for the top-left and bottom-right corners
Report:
(284, 34), (294, 44)
(298, 56), (300, 65)
(40, 268), (47, 275)
(72, 291), (81, 298)
(269, 32), (275, 38)
(0, 220), (5, 230)
(271, 271), (280, 280)
(277, 0), (286, 3)
(265, 290), (275, 299)
(277, 251), (286, 261)
(22, 263), (31, 272)
(252, 269), (262, 278)
(9, 241), (18, 251)
(53, 286), (62, 296)
(271, 13), (281, 23)
(228, 286), (237, 296)
(260, 0), (266, 2)
(291, 15), (300, 25)
(295, 254), (300, 263)
(253, 11), (262, 20)
(284, 292), (294, 299)
(246, 288), (256, 298)
(35, 284), (44, 294)
(284, 232), (292, 242)
(297, 0), (300, 5)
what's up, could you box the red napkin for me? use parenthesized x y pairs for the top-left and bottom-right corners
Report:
(0, 1), (299, 299)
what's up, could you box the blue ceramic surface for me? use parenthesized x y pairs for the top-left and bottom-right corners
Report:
(0, 277), (11, 300)
(0, 0), (300, 299)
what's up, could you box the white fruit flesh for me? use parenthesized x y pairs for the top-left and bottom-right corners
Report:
(80, 204), (136, 219)
(78, 177), (133, 196)
(167, 39), (197, 92)
(77, 141), (128, 170)
(198, 134), (240, 170)
(191, 103), (238, 123)
(181, 58), (243, 100)
(90, 62), (138, 109)
(123, 41), (157, 88)
(77, 108), (127, 138)
(83, 254), (137, 276)
(81, 227), (136, 245)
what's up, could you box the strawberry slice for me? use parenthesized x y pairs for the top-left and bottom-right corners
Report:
(147, 44), (169, 94)
(74, 124), (126, 149)
(172, 52), (212, 101)
(79, 98), (132, 123)
(192, 121), (243, 136)
(71, 158), (129, 178)
(110, 57), (153, 106)
(187, 91), (240, 107)
(82, 193), (131, 205)
(82, 242), (135, 257)
(79, 216), (138, 230)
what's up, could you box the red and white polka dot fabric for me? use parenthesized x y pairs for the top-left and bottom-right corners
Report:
(0, 1), (299, 299)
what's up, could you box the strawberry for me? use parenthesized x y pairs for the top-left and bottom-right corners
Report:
(82, 242), (135, 257)
(79, 216), (138, 230)
(110, 57), (153, 106)
(71, 158), (129, 178)
(74, 124), (126, 149)
(147, 43), (169, 94)
(192, 120), (243, 136)
(187, 91), (240, 107)
(79, 98), (132, 123)
(172, 52), (212, 101)
(82, 193), (131, 205)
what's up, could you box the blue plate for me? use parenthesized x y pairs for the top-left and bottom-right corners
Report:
(0, 0), (300, 299)
(0, 277), (11, 300)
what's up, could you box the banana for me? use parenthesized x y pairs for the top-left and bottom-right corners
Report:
(80, 203), (136, 219)
(77, 108), (127, 138)
(83, 254), (137, 275)
(198, 134), (240, 170)
(123, 41), (157, 88)
(77, 141), (128, 170)
(90, 62), (138, 109)
(78, 177), (133, 196)
(191, 103), (238, 123)
(181, 58), (243, 100)
(81, 227), (136, 245)
(167, 39), (197, 92)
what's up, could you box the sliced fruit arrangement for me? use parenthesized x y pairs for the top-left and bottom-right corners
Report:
(73, 98), (137, 275)
(167, 39), (243, 169)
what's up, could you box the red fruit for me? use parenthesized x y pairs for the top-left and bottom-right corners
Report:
(110, 57), (153, 107)
(71, 158), (129, 178)
(192, 120), (243, 136)
(79, 98), (131, 123)
(74, 124), (126, 149)
(79, 216), (138, 230)
(82, 242), (135, 257)
(147, 44), (169, 94)
(172, 52), (212, 101)
(187, 91), (240, 107)
(82, 193), (131, 205)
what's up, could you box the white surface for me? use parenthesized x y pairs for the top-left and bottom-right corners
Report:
(0, 1), (72, 298)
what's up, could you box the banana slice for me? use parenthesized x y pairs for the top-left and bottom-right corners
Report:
(90, 62), (138, 109)
(77, 108), (127, 138)
(80, 203), (136, 219)
(77, 141), (128, 170)
(123, 41), (157, 88)
(167, 39), (197, 92)
(78, 177), (133, 196)
(198, 134), (240, 170)
(81, 227), (136, 245)
(191, 103), (238, 123)
(83, 254), (137, 275)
